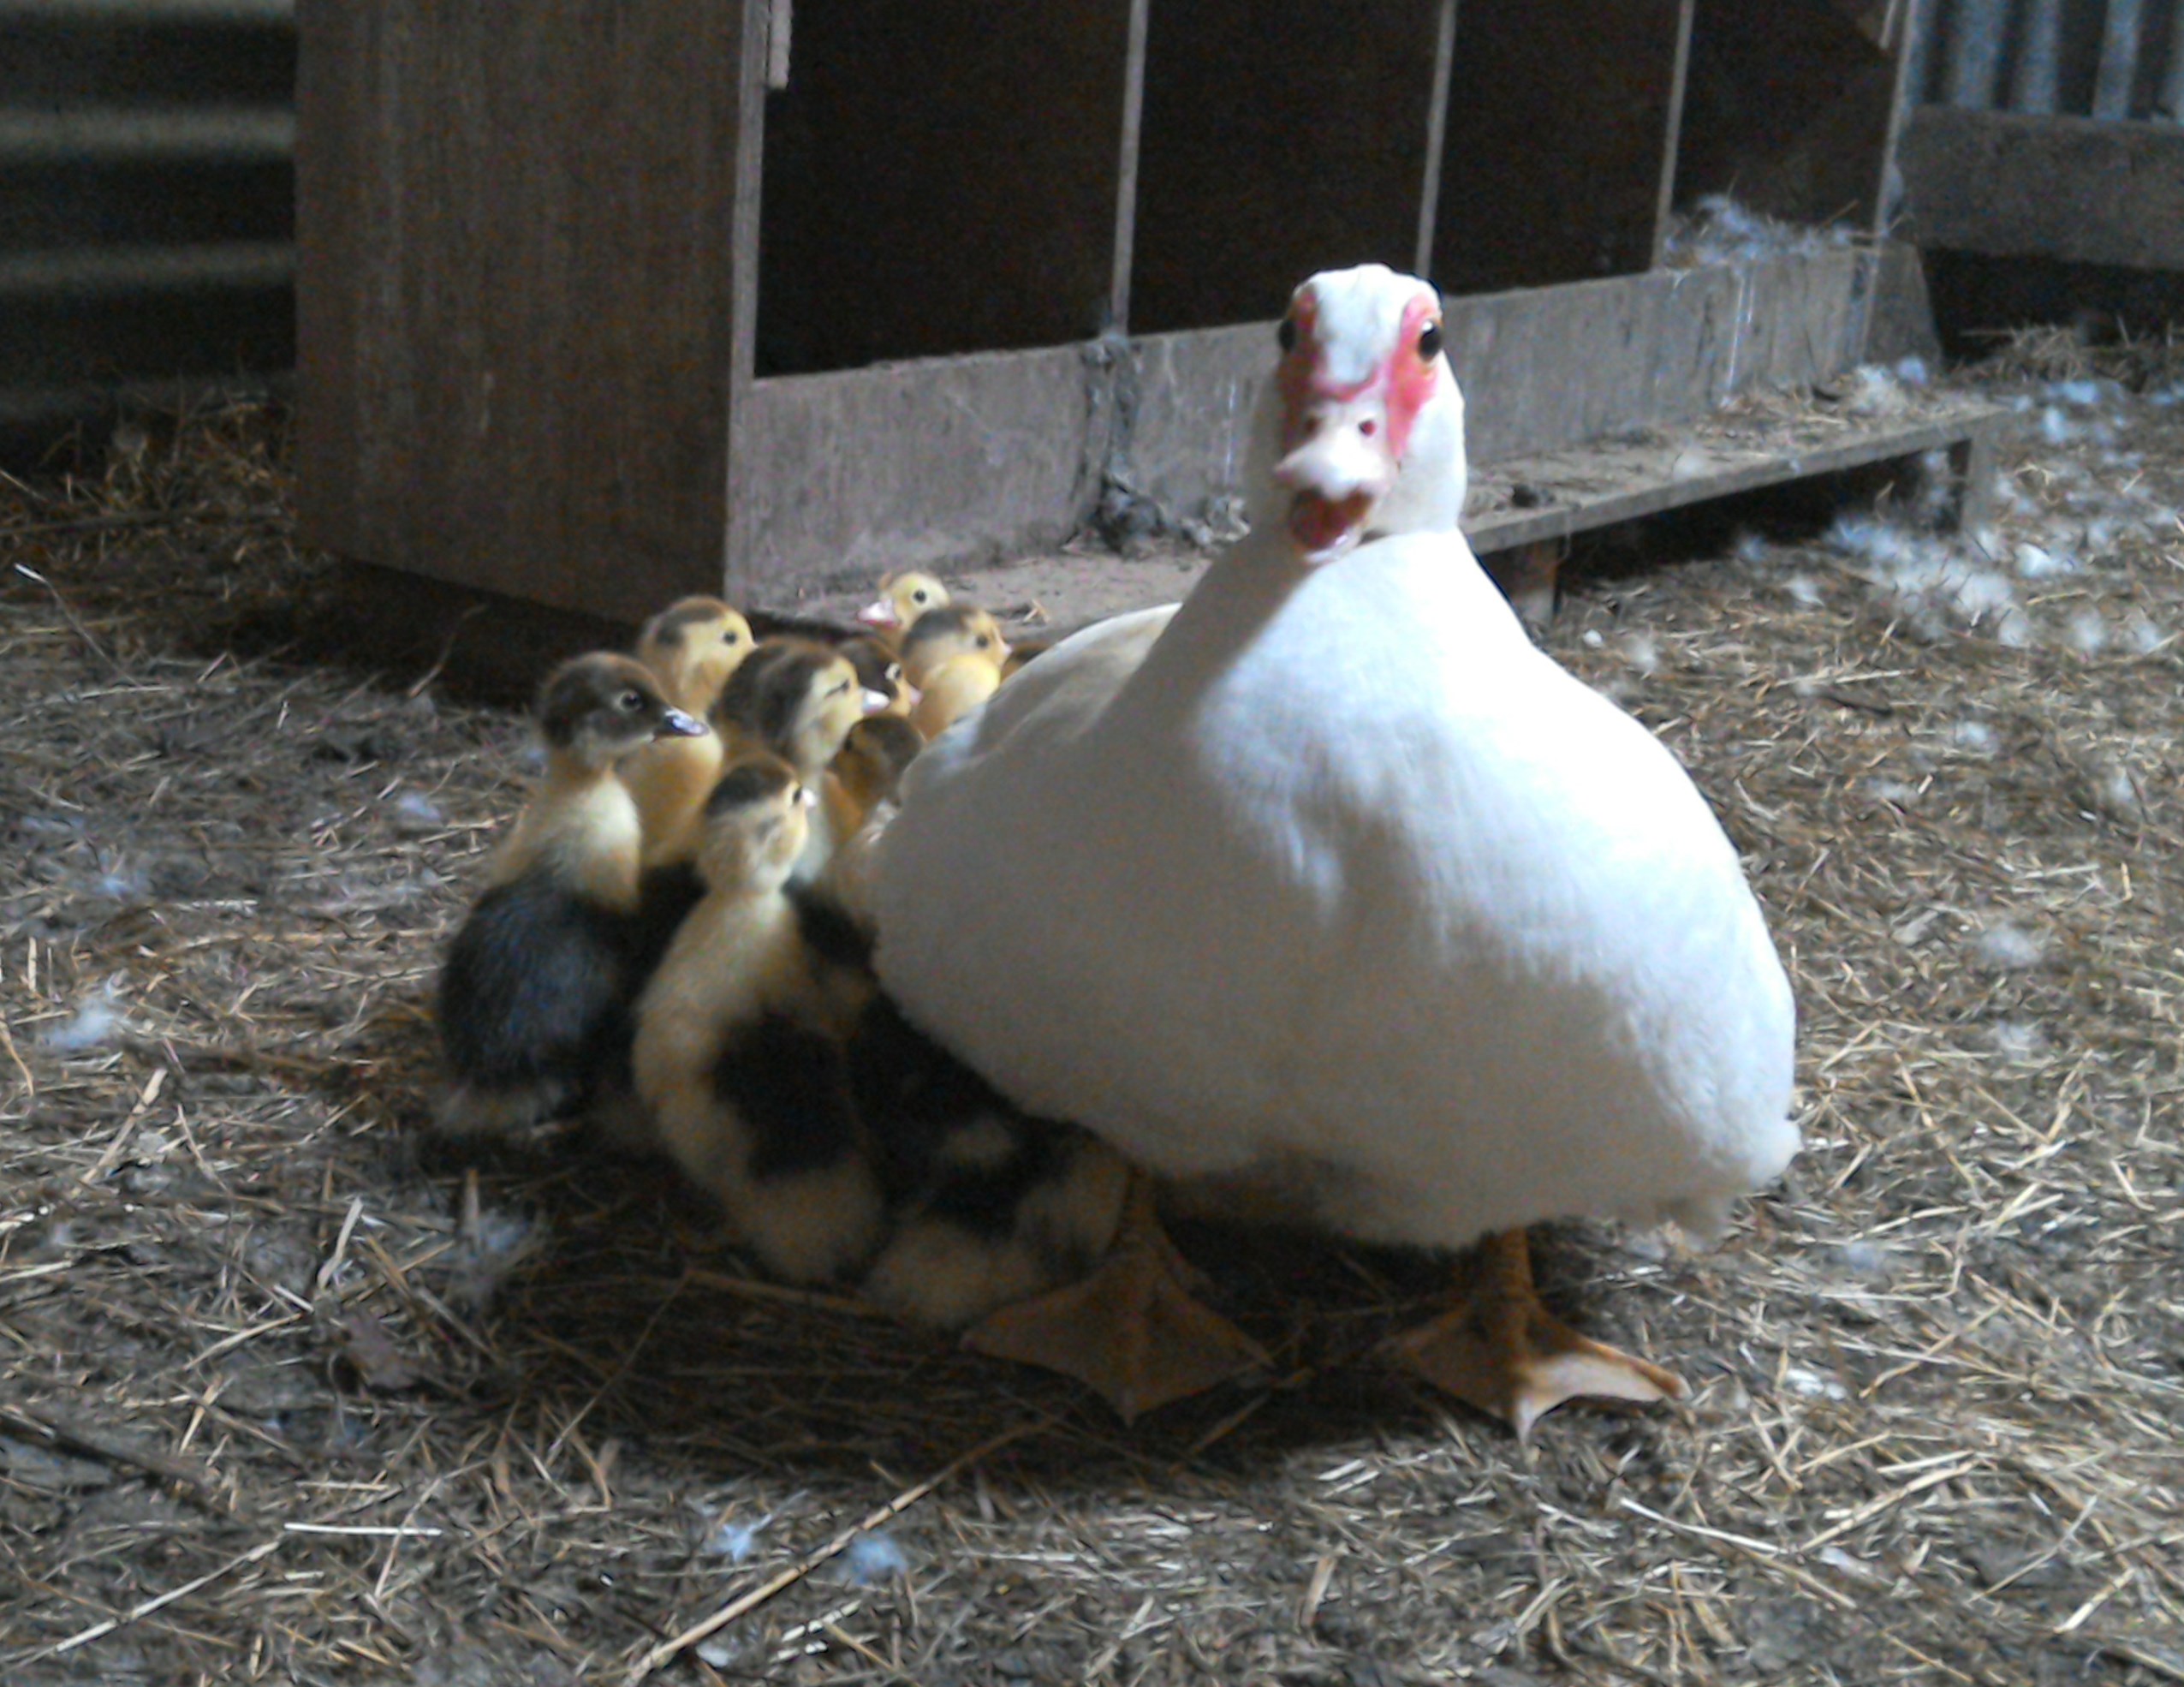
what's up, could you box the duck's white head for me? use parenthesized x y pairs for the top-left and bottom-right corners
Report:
(1244, 264), (1467, 565)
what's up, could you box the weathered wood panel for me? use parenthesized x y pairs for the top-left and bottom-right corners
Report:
(732, 343), (1102, 603)
(737, 250), (1881, 584)
(1128, 253), (1870, 527)
(1128, 0), (1443, 335)
(753, 0), (1131, 376)
(1899, 105), (2184, 270)
(295, 0), (751, 624)
(1434, 0), (1689, 295)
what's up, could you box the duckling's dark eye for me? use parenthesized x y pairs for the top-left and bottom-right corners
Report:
(976, 635), (993, 649)
(886, 663), (902, 683)
(722, 629), (740, 645)
(1419, 321), (1443, 361)
(829, 680), (851, 698)
(911, 589), (930, 605)
(1277, 318), (1297, 354)
(617, 689), (646, 712)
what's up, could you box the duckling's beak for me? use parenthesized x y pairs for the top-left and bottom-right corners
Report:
(856, 599), (901, 630)
(654, 708), (709, 739)
(861, 688), (893, 716)
(1274, 396), (1394, 563)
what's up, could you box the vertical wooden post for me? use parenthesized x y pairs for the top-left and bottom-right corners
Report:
(1649, 0), (1698, 267)
(1414, 0), (1459, 279)
(1109, 0), (1151, 334)
(724, 0), (777, 605)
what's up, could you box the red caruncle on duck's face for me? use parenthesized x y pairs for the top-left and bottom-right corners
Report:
(1271, 287), (1446, 560)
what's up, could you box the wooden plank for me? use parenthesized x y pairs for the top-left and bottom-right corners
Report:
(1128, 250), (1870, 527)
(295, 0), (747, 625)
(1899, 106), (2184, 270)
(752, 0), (1130, 376)
(777, 399), (2008, 631)
(733, 343), (1101, 601)
(734, 247), (1879, 589)
(1463, 402), (2004, 553)
(1434, 0), (1687, 295)
(1128, 0), (1442, 334)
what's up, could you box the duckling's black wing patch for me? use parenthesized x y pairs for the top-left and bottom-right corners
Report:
(847, 993), (1080, 1237)
(437, 876), (635, 1093)
(786, 882), (873, 973)
(631, 861), (706, 980)
(711, 1014), (862, 1178)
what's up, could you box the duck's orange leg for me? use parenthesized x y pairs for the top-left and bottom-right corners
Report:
(1384, 1229), (1685, 1441)
(964, 1172), (1268, 1423)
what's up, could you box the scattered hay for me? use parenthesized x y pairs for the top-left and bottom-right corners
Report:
(2, 378), (2181, 1686)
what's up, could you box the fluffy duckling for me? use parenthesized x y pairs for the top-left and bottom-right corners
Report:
(436, 654), (706, 1136)
(839, 635), (914, 718)
(856, 570), (950, 643)
(819, 713), (925, 925)
(846, 995), (1133, 1332)
(714, 638), (889, 881)
(623, 596), (754, 867)
(632, 756), (884, 1283)
(900, 605), (1011, 739)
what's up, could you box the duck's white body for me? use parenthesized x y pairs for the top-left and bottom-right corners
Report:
(872, 265), (1796, 1255)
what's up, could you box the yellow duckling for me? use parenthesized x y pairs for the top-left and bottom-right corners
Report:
(623, 596), (755, 868)
(855, 570), (951, 644)
(436, 653), (705, 1137)
(631, 755), (884, 1284)
(900, 605), (1011, 739)
(711, 638), (889, 882)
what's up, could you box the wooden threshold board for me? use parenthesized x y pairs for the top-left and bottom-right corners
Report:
(766, 393), (2005, 635)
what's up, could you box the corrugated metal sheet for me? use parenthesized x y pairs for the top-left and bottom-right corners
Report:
(0, 0), (294, 450)
(1909, 0), (2184, 118)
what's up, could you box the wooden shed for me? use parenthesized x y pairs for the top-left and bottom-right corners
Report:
(295, 0), (1989, 626)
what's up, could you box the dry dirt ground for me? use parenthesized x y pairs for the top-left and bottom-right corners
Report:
(2, 348), (2181, 1687)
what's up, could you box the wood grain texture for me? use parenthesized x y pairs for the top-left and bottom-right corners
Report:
(295, 0), (747, 623)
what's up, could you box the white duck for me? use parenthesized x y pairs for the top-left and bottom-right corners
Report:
(871, 264), (1798, 1434)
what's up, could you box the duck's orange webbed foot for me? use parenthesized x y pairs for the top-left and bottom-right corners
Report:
(964, 1172), (1269, 1423)
(1384, 1229), (1685, 1441)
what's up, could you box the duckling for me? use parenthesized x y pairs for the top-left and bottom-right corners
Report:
(839, 635), (914, 718)
(855, 570), (950, 643)
(623, 596), (754, 867)
(632, 755), (884, 1283)
(435, 654), (707, 1136)
(846, 995), (1135, 1332)
(713, 638), (889, 882)
(899, 605), (1011, 739)
(819, 713), (925, 926)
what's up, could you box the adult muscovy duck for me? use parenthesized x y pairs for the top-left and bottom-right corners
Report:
(871, 265), (1798, 1434)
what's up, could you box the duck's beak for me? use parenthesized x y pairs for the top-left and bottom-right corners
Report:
(856, 599), (901, 630)
(1274, 396), (1395, 563)
(860, 689), (893, 716)
(654, 708), (709, 739)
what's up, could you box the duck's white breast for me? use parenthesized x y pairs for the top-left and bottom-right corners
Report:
(875, 534), (1796, 1249)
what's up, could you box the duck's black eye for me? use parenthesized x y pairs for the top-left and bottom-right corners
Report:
(976, 635), (993, 649)
(617, 689), (646, 712)
(1419, 321), (1443, 361)
(1277, 318), (1298, 354)
(886, 664), (902, 683)
(723, 629), (740, 645)
(911, 588), (930, 605)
